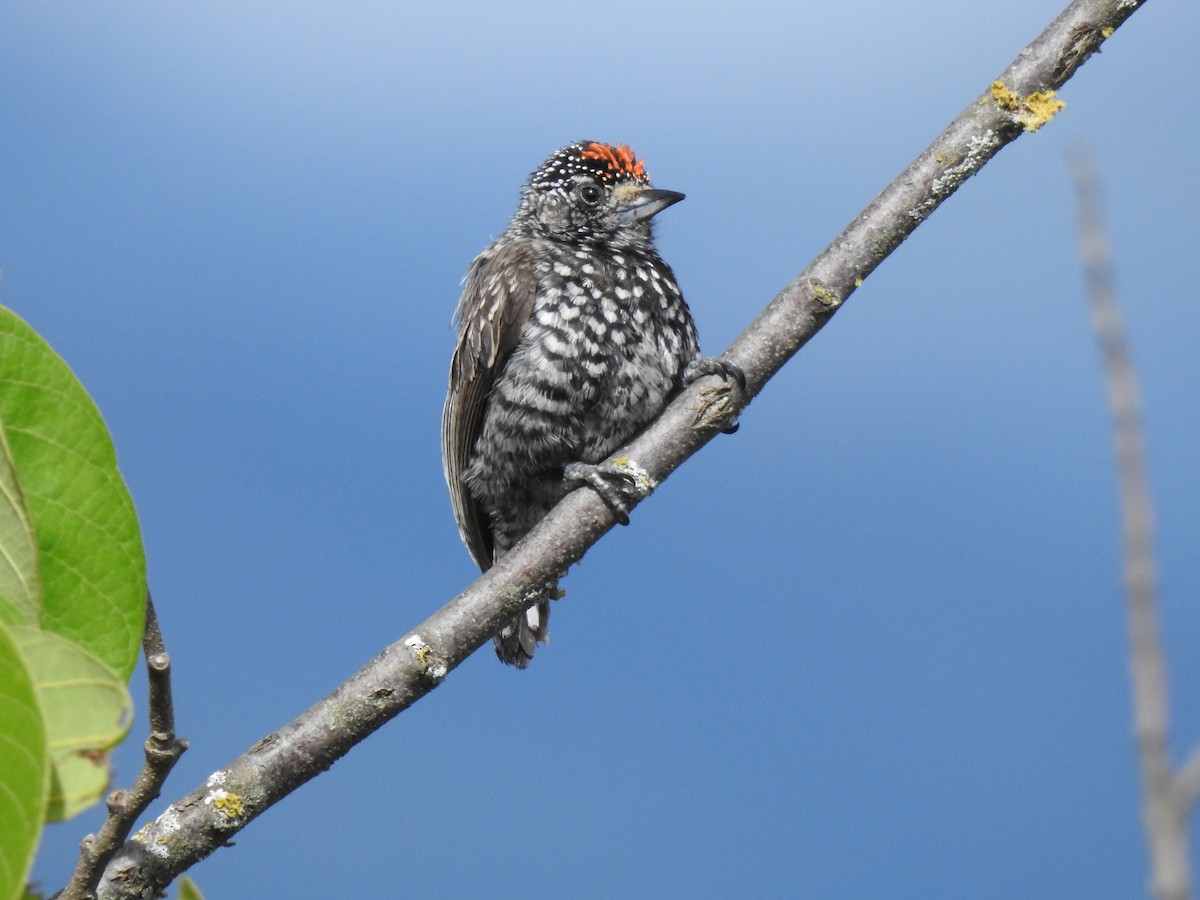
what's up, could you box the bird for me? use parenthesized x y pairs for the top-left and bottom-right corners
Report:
(442, 141), (741, 668)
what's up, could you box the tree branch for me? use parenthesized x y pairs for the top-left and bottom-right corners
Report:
(1070, 145), (1194, 900)
(1177, 746), (1200, 809)
(91, 1), (1146, 896)
(60, 594), (188, 900)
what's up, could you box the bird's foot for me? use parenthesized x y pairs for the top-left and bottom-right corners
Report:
(563, 458), (658, 526)
(684, 355), (746, 434)
(684, 355), (746, 392)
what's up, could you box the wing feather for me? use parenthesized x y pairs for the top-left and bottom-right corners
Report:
(441, 239), (537, 570)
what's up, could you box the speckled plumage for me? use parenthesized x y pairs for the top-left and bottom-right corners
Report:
(442, 141), (701, 667)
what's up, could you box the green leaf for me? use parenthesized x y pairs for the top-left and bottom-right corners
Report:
(0, 307), (146, 679)
(0, 618), (48, 900)
(0, 425), (40, 628)
(177, 875), (206, 900)
(12, 626), (132, 822)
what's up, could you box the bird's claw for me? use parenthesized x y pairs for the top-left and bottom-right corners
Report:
(684, 355), (747, 393)
(685, 355), (746, 434)
(563, 459), (657, 526)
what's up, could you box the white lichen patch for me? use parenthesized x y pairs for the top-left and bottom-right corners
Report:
(134, 806), (183, 858)
(610, 457), (657, 499)
(404, 634), (448, 681)
(910, 130), (1001, 221)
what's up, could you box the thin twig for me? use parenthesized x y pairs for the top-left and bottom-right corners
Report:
(59, 593), (188, 900)
(140, 596), (180, 751)
(91, 1), (1146, 896)
(1069, 146), (1195, 900)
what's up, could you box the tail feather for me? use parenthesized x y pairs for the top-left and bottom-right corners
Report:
(494, 601), (550, 668)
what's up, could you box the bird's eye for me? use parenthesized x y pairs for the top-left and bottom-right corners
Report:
(577, 183), (603, 206)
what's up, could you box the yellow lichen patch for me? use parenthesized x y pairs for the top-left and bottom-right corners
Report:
(1018, 91), (1065, 131)
(212, 792), (244, 819)
(990, 81), (1065, 133)
(809, 280), (840, 308)
(990, 81), (1021, 111)
(1101, 26), (1114, 38)
(934, 148), (961, 166)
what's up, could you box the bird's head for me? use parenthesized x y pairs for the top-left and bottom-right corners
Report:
(513, 141), (683, 248)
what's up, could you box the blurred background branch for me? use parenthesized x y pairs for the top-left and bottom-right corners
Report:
(1070, 146), (1198, 900)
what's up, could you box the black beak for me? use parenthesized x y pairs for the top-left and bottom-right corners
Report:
(617, 188), (685, 225)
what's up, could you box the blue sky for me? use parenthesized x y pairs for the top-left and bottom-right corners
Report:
(5, 1), (1199, 896)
